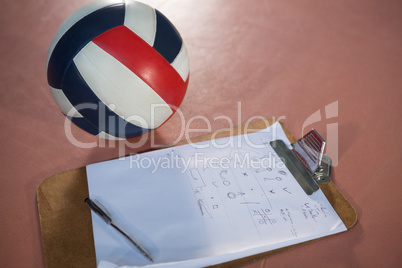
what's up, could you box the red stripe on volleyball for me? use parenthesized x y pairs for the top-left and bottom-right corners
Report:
(92, 25), (186, 111)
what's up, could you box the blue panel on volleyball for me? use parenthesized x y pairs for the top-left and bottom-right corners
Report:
(68, 116), (101, 136)
(153, 10), (183, 64)
(47, 4), (125, 88)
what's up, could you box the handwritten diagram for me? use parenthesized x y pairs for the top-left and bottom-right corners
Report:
(184, 140), (335, 241)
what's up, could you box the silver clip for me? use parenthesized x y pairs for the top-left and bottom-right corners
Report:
(270, 129), (332, 195)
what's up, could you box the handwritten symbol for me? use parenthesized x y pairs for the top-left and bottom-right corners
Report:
(256, 167), (272, 173)
(283, 187), (291, 194)
(269, 189), (275, 194)
(197, 199), (212, 218)
(189, 169), (206, 189)
(264, 177), (282, 181)
(222, 180), (231, 186)
(227, 192), (236, 199)
(278, 170), (287, 176)
(242, 172), (248, 176)
(291, 229), (298, 237)
(253, 209), (276, 225)
(220, 170), (228, 178)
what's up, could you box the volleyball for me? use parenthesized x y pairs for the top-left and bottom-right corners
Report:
(47, 0), (189, 140)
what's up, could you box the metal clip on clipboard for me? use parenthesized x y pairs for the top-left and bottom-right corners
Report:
(270, 129), (332, 195)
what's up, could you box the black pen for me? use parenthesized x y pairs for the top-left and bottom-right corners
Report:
(85, 198), (153, 262)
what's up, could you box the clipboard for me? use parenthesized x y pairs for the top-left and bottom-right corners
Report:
(37, 119), (357, 268)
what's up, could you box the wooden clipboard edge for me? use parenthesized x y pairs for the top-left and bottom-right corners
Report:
(36, 118), (357, 268)
(37, 167), (96, 268)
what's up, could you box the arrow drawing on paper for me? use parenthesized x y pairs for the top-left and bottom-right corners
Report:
(197, 199), (212, 218)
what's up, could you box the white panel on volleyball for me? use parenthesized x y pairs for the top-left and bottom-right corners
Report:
(49, 86), (83, 118)
(47, 0), (125, 68)
(124, 0), (156, 46)
(73, 41), (173, 130)
(171, 43), (190, 81)
(97, 131), (125, 141)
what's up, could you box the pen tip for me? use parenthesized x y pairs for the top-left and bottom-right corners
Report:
(144, 253), (153, 262)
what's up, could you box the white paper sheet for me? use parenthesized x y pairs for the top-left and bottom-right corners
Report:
(86, 122), (346, 267)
